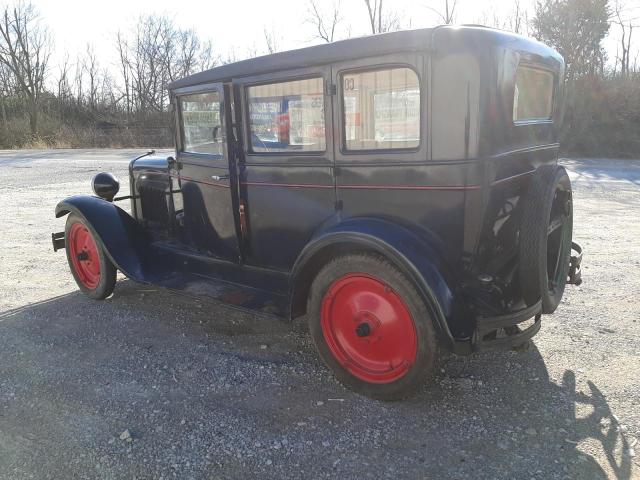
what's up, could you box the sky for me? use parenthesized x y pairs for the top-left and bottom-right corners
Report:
(27, 0), (640, 77)
(32, 0), (535, 65)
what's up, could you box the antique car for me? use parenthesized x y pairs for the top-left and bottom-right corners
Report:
(52, 25), (582, 400)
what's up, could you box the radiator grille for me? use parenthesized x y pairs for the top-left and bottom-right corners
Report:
(138, 180), (169, 225)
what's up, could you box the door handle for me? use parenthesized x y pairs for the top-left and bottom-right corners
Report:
(211, 174), (230, 181)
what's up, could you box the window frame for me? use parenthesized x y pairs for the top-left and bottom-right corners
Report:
(178, 90), (225, 157)
(173, 82), (226, 164)
(337, 62), (423, 156)
(512, 63), (556, 126)
(241, 70), (330, 157)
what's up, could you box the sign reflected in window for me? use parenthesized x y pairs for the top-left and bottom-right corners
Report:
(342, 67), (420, 151)
(247, 77), (325, 153)
(180, 91), (222, 155)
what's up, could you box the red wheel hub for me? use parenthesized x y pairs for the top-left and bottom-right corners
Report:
(68, 223), (101, 289)
(321, 274), (417, 384)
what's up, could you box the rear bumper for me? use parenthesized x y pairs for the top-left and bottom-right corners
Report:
(473, 300), (542, 351)
(454, 241), (583, 354)
(568, 241), (582, 285)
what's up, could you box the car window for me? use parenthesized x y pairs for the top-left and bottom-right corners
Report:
(180, 91), (223, 155)
(513, 66), (554, 122)
(342, 67), (420, 151)
(247, 77), (326, 153)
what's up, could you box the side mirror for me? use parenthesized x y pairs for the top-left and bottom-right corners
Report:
(92, 172), (120, 202)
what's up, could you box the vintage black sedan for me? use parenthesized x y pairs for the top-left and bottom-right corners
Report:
(52, 25), (582, 400)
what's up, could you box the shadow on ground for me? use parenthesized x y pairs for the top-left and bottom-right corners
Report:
(0, 281), (632, 479)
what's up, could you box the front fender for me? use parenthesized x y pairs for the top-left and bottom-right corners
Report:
(55, 195), (149, 281)
(290, 217), (463, 349)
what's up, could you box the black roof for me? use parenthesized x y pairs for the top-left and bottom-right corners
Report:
(167, 26), (554, 90)
(168, 27), (436, 90)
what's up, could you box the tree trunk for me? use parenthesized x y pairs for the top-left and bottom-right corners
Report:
(0, 96), (7, 142)
(29, 98), (38, 136)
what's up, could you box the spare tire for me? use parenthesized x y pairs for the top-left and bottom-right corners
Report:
(519, 165), (573, 314)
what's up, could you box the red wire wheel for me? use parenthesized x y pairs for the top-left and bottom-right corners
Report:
(67, 222), (102, 289)
(320, 274), (418, 384)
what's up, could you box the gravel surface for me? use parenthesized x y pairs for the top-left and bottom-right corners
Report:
(0, 149), (638, 479)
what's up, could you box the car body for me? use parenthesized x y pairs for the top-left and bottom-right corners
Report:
(53, 25), (582, 399)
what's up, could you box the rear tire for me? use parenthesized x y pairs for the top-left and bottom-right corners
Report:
(65, 214), (117, 300)
(307, 253), (438, 401)
(519, 165), (573, 314)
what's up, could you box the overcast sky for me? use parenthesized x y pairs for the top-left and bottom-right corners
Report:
(28, 0), (640, 72)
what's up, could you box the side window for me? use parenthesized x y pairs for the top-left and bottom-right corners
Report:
(513, 66), (554, 122)
(180, 91), (222, 155)
(247, 77), (325, 153)
(342, 67), (420, 151)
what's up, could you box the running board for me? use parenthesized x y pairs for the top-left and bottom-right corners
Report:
(155, 272), (287, 318)
(143, 243), (289, 318)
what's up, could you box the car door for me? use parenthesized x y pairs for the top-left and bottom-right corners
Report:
(234, 67), (336, 271)
(173, 82), (241, 262)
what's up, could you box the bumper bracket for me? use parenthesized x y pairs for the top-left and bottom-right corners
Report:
(568, 241), (583, 285)
(52, 231), (65, 252)
(474, 300), (542, 351)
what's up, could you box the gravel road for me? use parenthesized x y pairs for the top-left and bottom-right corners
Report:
(0, 150), (638, 479)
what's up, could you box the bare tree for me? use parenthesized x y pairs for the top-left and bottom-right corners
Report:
(0, 3), (50, 135)
(116, 31), (132, 114)
(477, 0), (529, 34)
(174, 29), (200, 79)
(613, 0), (636, 77)
(307, 0), (343, 43)
(83, 44), (99, 110)
(0, 62), (13, 135)
(424, 0), (458, 24)
(198, 39), (220, 71)
(56, 53), (72, 101)
(509, 0), (526, 34)
(263, 26), (279, 54)
(114, 15), (220, 114)
(363, 0), (402, 34)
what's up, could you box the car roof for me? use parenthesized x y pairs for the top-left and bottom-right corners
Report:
(167, 26), (551, 91)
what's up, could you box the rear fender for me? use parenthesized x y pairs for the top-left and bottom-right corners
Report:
(56, 195), (149, 281)
(289, 217), (459, 349)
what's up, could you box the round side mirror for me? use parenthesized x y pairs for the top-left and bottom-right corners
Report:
(92, 172), (120, 202)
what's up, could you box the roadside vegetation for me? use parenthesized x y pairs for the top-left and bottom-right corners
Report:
(0, 0), (637, 157)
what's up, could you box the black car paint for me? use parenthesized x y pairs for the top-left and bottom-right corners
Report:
(55, 26), (566, 353)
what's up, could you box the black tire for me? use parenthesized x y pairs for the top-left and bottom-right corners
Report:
(307, 253), (439, 401)
(519, 165), (573, 314)
(64, 213), (117, 300)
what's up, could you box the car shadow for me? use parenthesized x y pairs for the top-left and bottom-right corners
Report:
(0, 280), (633, 479)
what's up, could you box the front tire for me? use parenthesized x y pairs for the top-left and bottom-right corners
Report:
(65, 214), (117, 300)
(307, 253), (438, 401)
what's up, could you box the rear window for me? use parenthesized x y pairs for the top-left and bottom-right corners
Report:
(247, 77), (326, 153)
(180, 91), (223, 155)
(342, 67), (420, 151)
(513, 66), (554, 122)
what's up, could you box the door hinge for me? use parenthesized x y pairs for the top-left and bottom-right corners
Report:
(326, 84), (337, 96)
